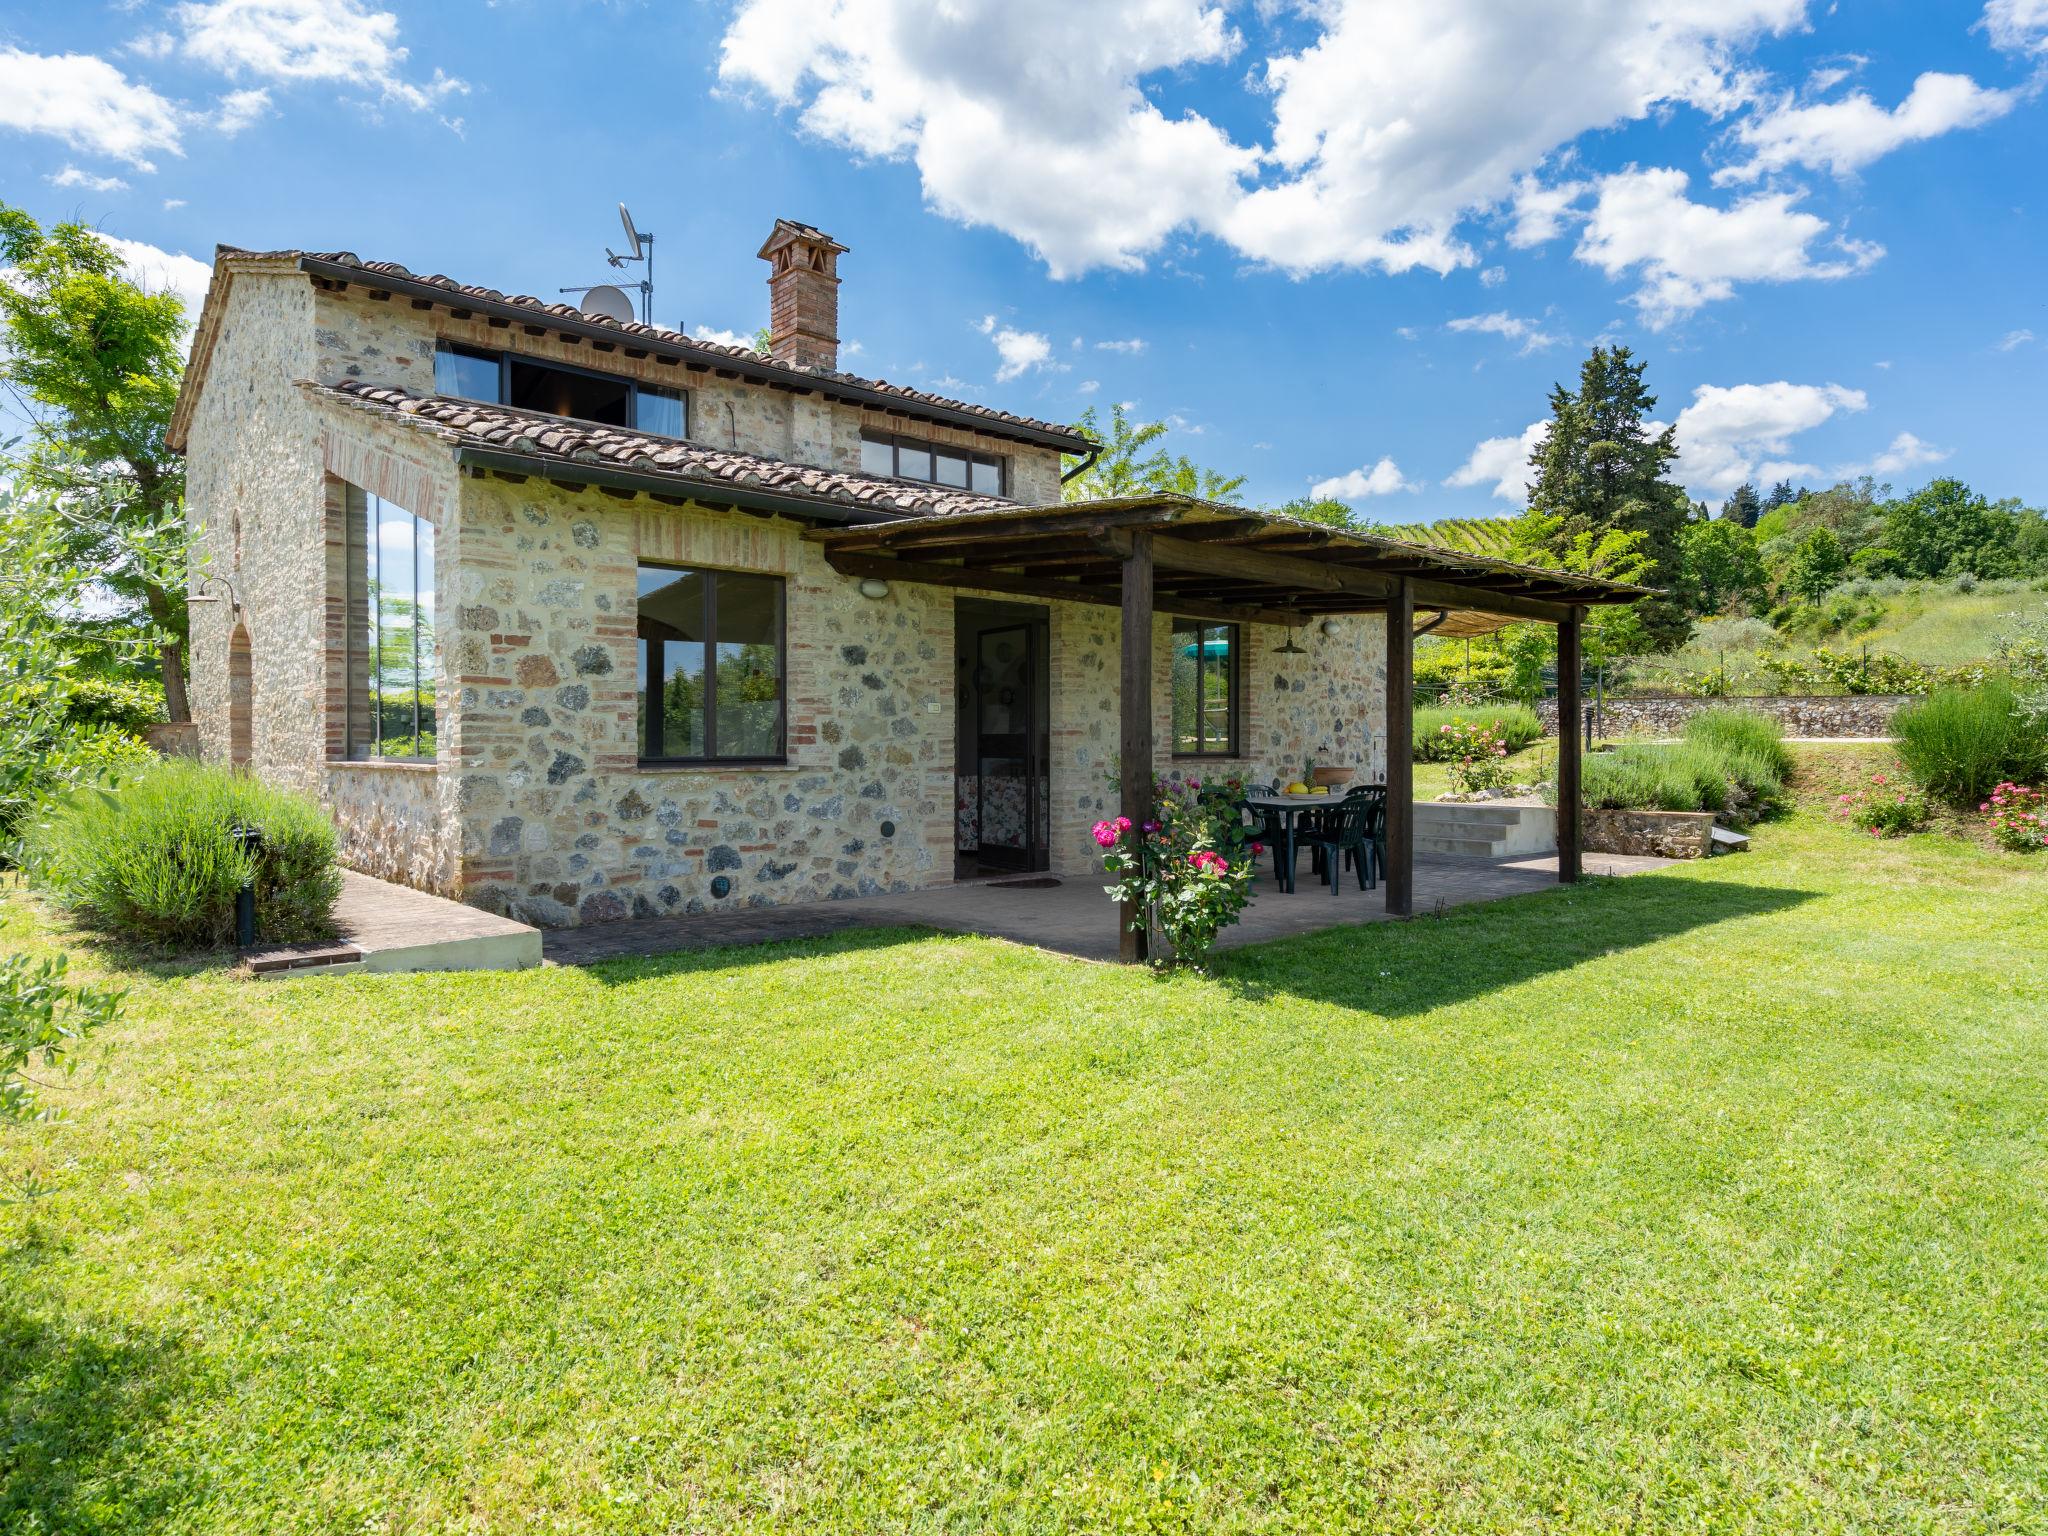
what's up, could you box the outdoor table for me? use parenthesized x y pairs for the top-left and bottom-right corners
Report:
(1243, 791), (1339, 894)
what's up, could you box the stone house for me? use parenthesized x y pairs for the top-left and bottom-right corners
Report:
(168, 221), (1636, 930)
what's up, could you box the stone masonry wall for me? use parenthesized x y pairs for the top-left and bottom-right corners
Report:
(1537, 693), (1908, 738)
(446, 480), (957, 925)
(185, 264), (321, 781)
(1044, 607), (1388, 876)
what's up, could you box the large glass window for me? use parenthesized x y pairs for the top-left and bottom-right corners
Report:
(432, 345), (688, 437)
(1171, 618), (1238, 757)
(343, 484), (437, 760)
(637, 566), (786, 763)
(860, 429), (1004, 495)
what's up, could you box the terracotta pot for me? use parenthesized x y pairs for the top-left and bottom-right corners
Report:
(1311, 765), (1355, 787)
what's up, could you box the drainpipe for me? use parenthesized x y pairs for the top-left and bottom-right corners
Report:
(1059, 440), (1102, 486)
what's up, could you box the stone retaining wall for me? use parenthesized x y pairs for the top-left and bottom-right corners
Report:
(1583, 808), (1715, 859)
(1537, 694), (1907, 739)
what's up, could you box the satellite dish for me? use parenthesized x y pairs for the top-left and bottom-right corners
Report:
(580, 284), (636, 323)
(617, 203), (644, 261)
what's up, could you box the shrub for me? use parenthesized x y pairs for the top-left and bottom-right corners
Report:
(1580, 745), (1725, 814)
(1094, 777), (1257, 970)
(1982, 783), (2048, 852)
(63, 675), (167, 734)
(24, 760), (341, 949)
(1414, 703), (1542, 761)
(1833, 771), (1928, 839)
(1894, 683), (2048, 806)
(1570, 711), (1790, 821)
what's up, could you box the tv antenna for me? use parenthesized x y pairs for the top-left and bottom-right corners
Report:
(560, 202), (656, 326)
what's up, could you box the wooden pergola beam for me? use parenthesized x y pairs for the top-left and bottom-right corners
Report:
(820, 550), (1299, 628)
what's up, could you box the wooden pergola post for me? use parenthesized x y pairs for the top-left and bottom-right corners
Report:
(1385, 577), (1414, 916)
(1557, 606), (1583, 883)
(1119, 532), (1155, 963)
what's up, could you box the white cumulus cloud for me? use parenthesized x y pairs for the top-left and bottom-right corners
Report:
(0, 48), (185, 169)
(719, 0), (1255, 277)
(1717, 71), (2015, 183)
(48, 166), (133, 193)
(213, 88), (272, 134)
(1671, 379), (1867, 495)
(718, 0), (1809, 279)
(1445, 311), (1562, 352)
(1981, 0), (2048, 54)
(1446, 420), (1547, 502)
(1572, 166), (1882, 328)
(1838, 430), (1949, 480)
(175, 0), (465, 113)
(1998, 327), (2036, 351)
(1312, 458), (1416, 501)
(978, 315), (1056, 381)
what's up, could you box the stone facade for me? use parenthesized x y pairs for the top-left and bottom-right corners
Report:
(182, 259), (1392, 926)
(1583, 807), (1715, 859)
(1538, 693), (1907, 739)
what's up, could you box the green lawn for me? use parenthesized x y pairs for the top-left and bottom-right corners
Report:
(2, 815), (2045, 1532)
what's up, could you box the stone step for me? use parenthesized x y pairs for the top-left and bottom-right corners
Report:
(1413, 834), (1504, 857)
(1418, 816), (1522, 840)
(1414, 803), (1530, 826)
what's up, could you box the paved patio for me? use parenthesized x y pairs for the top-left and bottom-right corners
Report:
(244, 869), (542, 976)
(543, 848), (1674, 966)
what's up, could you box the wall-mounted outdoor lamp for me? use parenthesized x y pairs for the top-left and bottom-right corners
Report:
(858, 578), (891, 600)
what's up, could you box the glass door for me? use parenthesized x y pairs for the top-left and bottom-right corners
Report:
(968, 621), (1047, 872)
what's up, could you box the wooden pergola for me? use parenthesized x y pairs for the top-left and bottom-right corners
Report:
(809, 496), (1652, 963)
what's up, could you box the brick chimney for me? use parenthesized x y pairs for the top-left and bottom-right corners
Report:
(757, 219), (848, 372)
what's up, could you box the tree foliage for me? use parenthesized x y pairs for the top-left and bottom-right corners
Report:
(1524, 346), (1691, 649)
(1680, 517), (1767, 613)
(1062, 403), (1246, 504)
(0, 203), (194, 719)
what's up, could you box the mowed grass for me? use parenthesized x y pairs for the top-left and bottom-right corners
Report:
(1, 816), (2045, 1533)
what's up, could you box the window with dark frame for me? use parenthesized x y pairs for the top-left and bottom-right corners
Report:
(860, 428), (1005, 495)
(636, 565), (787, 764)
(433, 344), (689, 439)
(1170, 618), (1238, 757)
(341, 481), (437, 761)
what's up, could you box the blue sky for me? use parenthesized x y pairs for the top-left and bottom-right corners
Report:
(3, 0), (2044, 517)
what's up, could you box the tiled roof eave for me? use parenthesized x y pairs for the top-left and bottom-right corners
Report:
(274, 249), (1088, 452)
(299, 380), (1013, 525)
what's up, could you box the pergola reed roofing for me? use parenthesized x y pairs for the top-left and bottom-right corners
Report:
(809, 495), (1653, 637)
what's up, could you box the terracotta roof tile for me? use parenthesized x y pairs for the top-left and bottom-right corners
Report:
(309, 380), (1015, 520)
(223, 246), (1084, 445)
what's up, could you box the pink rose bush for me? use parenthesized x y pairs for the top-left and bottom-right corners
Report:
(1093, 774), (1259, 968)
(1832, 770), (1929, 839)
(1983, 782), (2048, 852)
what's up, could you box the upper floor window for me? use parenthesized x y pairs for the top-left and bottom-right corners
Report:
(636, 565), (786, 764)
(435, 344), (688, 439)
(341, 482), (437, 760)
(1170, 618), (1238, 758)
(861, 429), (1005, 495)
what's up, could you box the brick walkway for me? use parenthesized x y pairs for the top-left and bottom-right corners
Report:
(542, 850), (1672, 967)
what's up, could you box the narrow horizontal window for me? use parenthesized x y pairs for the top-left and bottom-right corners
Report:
(435, 345), (689, 439)
(859, 429), (1006, 496)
